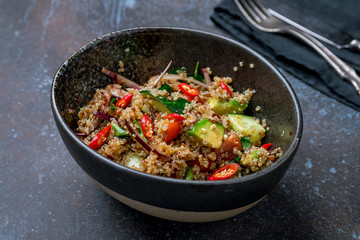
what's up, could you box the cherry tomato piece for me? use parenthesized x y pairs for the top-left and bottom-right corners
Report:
(164, 113), (185, 122)
(220, 81), (232, 97)
(187, 158), (211, 173)
(261, 143), (272, 150)
(88, 125), (112, 150)
(141, 114), (154, 139)
(207, 163), (239, 181)
(215, 134), (242, 161)
(178, 83), (199, 97)
(164, 121), (181, 144)
(115, 94), (133, 109)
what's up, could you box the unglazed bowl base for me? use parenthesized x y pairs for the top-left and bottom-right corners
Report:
(90, 176), (265, 222)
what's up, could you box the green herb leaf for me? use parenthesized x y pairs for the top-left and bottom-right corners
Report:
(111, 124), (129, 138)
(159, 83), (173, 94)
(240, 136), (251, 150)
(156, 96), (190, 114)
(140, 90), (190, 114)
(193, 61), (204, 82)
(169, 66), (187, 74)
(193, 74), (204, 82)
(233, 156), (240, 163)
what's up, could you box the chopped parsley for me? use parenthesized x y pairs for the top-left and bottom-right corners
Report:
(240, 136), (251, 150)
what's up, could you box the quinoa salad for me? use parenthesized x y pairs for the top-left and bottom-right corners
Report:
(75, 61), (283, 181)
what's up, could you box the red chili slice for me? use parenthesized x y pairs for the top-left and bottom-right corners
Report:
(141, 114), (154, 139)
(115, 94), (133, 109)
(164, 113), (185, 122)
(261, 143), (272, 150)
(207, 163), (239, 181)
(88, 125), (112, 150)
(220, 81), (233, 97)
(178, 83), (199, 97)
(183, 94), (194, 102)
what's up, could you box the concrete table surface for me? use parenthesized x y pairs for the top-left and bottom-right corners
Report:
(0, 0), (359, 239)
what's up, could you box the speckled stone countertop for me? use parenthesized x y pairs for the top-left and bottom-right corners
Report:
(0, 0), (359, 239)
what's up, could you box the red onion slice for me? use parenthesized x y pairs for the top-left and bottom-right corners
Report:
(162, 73), (209, 88)
(102, 91), (111, 108)
(125, 120), (152, 152)
(102, 68), (141, 89)
(153, 60), (172, 87)
(125, 120), (169, 158)
(202, 68), (211, 85)
(93, 111), (112, 122)
(74, 132), (87, 136)
(108, 85), (124, 98)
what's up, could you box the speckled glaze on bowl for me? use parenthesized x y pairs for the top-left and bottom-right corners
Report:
(51, 27), (302, 222)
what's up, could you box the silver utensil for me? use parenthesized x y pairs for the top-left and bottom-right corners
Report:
(234, 0), (360, 95)
(267, 1), (360, 52)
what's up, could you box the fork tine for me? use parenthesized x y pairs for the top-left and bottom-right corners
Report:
(245, 0), (267, 21)
(239, 0), (261, 23)
(252, 0), (272, 18)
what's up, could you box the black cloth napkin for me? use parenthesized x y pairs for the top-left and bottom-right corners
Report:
(211, 0), (360, 111)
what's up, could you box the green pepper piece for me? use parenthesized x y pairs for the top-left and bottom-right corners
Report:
(134, 119), (148, 143)
(111, 124), (129, 138)
(185, 167), (194, 180)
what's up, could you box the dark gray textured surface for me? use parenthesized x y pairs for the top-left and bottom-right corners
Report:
(0, 0), (359, 239)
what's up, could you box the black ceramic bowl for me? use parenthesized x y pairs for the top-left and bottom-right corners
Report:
(51, 27), (302, 222)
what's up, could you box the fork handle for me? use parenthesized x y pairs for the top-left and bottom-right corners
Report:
(285, 26), (360, 95)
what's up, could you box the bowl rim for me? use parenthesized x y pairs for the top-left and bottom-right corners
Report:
(51, 26), (303, 186)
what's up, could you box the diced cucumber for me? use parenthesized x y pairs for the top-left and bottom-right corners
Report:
(227, 100), (248, 114)
(209, 98), (227, 115)
(227, 114), (265, 146)
(187, 119), (224, 149)
(141, 91), (172, 114)
(209, 98), (247, 115)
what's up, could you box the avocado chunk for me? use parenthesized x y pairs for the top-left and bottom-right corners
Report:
(227, 114), (265, 146)
(187, 119), (224, 149)
(209, 98), (247, 115)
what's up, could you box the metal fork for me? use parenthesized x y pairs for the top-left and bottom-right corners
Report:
(234, 0), (360, 95)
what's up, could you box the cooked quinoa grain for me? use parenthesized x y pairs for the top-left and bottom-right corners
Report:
(74, 63), (283, 181)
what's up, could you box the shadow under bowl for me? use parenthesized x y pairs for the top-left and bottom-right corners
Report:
(51, 27), (302, 222)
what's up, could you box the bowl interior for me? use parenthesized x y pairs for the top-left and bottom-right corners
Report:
(53, 27), (300, 169)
